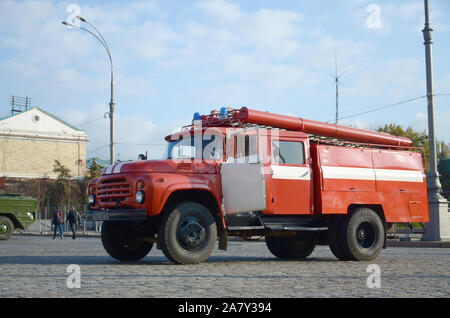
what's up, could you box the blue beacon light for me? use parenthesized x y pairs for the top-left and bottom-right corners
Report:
(193, 112), (201, 121)
(219, 107), (228, 119)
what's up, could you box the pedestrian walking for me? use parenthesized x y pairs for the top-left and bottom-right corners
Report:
(52, 208), (64, 239)
(66, 207), (80, 239)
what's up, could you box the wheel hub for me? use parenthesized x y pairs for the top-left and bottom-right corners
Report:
(178, 218), (206, 250)
(0, 223), (8, 235)
(358, 229), (366, 240)
(356, 222), (376, 249)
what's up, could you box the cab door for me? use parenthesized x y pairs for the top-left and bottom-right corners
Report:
(220, 127), (267, 214)
(270, 138), (312, 214)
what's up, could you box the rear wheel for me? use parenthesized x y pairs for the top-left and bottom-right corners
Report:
(328, 216), (351, 261)
(101, 221), (153, 261)
(265, 236), (316, 260)
(341, 207), (385, 261)
(0, 216), (14, 241)
(158, 202), (217, 264)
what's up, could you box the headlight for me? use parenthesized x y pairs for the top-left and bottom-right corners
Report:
(136, 191), (145, 204)
(27, 212), (34, 220)
(88, 194), (95, 205)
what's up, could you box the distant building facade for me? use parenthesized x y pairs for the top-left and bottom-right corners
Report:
(0, 107), (87, 179)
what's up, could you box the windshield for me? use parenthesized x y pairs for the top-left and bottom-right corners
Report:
(165, 135), (223, 160)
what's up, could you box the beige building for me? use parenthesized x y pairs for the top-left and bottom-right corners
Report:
(0, 107), (88, 179)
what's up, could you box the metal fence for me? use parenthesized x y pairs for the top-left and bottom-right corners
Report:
(26, 204), (103, 235)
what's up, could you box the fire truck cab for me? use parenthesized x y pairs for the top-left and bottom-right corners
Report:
(85, 107), (428, 264)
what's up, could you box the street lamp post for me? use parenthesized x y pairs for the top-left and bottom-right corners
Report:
(62, 17), (115, 165)
(420, 0), (450, 241)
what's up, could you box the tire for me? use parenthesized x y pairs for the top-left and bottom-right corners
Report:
(265, 235), (316, 260)
(340, 207), (385, 261)
(158, 202), (217, 265)
(327, 216), (352, 261)
(0, 216), (14, 241)
(101, 221), (153, 262)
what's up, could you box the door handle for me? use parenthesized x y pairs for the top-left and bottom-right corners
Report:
(299, 172), (309, 178)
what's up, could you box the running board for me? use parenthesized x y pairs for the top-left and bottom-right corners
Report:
(260, 215), (328, 232)
(225, 213), (328, 232)
(264, 225), (328, 231)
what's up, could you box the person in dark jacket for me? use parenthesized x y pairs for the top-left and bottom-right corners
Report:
(52, 208), (64, 239)
(66, 207), (80, 240)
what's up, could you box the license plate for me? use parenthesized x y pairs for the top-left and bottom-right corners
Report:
(93, 212), (109, 221)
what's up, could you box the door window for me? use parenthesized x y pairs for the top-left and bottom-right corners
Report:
(272, 141), (304, 165)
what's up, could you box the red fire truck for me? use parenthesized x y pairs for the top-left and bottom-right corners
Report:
(85, 107), (428, 264)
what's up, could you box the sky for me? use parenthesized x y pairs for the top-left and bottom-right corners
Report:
(0, 0), (449, 162)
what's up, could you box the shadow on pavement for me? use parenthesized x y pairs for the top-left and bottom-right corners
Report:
(0, 255), (337, 265)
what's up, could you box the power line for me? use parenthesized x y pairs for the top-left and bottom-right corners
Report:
(87, 144), (109, 153)
(326, 95), (427, 123)
(115, 142), (166, 146)
(332, 92), (450, 122)
(307, 92), (450, 122)
(78, 115), (105, 127)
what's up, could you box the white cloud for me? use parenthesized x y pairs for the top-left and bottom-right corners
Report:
(197, 0), (243, 24)
(342, 58), (424, 97)
(120, 21), (179, 60)
(1, 0), (449, 159)
(56, 104), (185, 161)
(196, 0), (303, 59)
(410, 109), (450, 143)
(300, 35), (372, 71)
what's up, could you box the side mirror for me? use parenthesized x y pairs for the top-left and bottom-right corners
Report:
(137, 154), (147, 161)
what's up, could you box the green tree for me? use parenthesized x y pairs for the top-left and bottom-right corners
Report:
(378, 124), (450, 197)
(437, 142), (450, 199)
(87, 158), (104, 180)
(437, 141), (450, 161)
(377, 123), (449, 162)
(377, 123), (429, 157)
(75, 158), (105, 206)
(52, 160), (75, 207)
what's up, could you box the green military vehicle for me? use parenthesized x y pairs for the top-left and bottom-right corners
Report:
(0, 194), (38, 240)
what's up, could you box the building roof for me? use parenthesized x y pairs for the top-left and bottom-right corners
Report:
(0, 106), (84, 132)
(0, 106), (87, 140)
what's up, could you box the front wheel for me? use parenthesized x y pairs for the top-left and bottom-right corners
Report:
(265, 236), (316, 260)
(158, 202), (217, 264)
(0, 216), (14, 241)
(101, 221), (153, 261)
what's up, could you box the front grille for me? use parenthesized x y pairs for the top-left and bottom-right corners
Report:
(97, 178), (131, 203)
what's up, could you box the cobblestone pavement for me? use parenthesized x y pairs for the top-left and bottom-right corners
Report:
(0, 236), (449, 298)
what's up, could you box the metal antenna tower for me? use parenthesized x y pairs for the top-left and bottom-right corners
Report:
(9, 95), (31, 115)
(331, 51), (346, 124)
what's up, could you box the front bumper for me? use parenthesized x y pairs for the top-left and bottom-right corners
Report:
(84, 209), (148, 222)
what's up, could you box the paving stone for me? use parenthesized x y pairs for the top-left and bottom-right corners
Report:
(0, 236), (448, 297)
